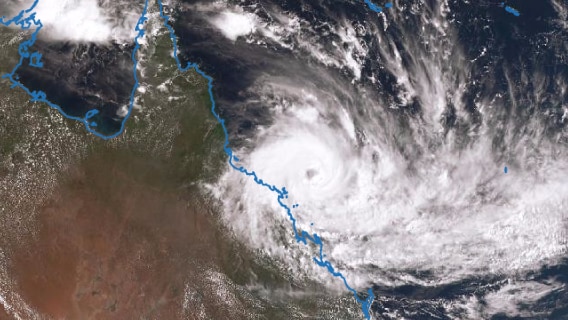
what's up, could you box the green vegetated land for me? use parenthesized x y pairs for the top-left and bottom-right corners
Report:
(0, 15), (360, 320)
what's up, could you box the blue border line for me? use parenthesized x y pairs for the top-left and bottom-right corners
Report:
(364, 1), (393, 13)
(0, 0), (150, 139)
(500, 2), (521, 16)
(0, 0), (523, 317)
(1, 1), (376, 318)
(157, 0), (380, 317)
(156, 2), (375, 317)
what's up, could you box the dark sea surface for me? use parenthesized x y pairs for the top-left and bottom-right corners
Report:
(3, 0), (567, 318)
(170, 0), (568, 318)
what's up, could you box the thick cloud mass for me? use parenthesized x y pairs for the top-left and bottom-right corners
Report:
(181, 0), (568, 318)
(4, 0), (142, 43)
(1, 0), (146, 135)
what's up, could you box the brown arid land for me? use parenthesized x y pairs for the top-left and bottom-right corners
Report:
(0, 17), (361, 320)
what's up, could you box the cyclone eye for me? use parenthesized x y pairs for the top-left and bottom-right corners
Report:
(305, 168), (318, 180)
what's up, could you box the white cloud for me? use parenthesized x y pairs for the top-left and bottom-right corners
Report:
(10, 0), (140, 43)
(211, 11), (256, 41)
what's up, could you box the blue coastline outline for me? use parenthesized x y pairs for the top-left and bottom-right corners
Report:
(156, 1), (376, 318)
(500, 2), (521, 16)
(364, 0), (393, 13)
(0, 0), (150, 139)
(1, 0), (379, 318)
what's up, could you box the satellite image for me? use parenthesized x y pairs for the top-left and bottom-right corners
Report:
(0, 0), (567, 319)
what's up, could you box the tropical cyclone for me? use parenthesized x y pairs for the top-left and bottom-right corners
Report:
(192, 0), (568, 318)
(2, 0), (568, 318)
